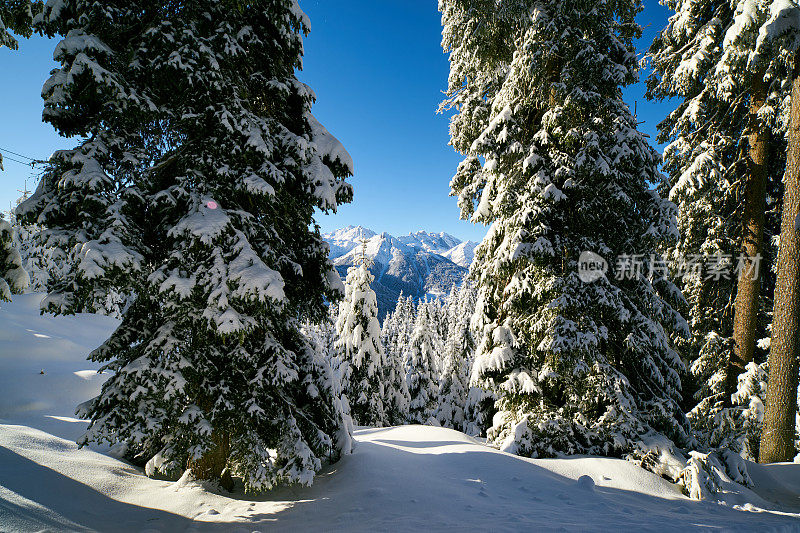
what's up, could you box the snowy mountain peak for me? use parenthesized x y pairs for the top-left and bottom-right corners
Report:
(325, 226), (378, 259)
(323, 226), (473, 318)
(323, 226), (474, 267)
(398, 231), (462, 255)
(441, 240), (478, 268)
(326, 225), (376, 242)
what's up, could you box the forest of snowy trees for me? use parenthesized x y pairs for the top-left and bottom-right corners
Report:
(2, 0), (800, 507)
(307, 275), (485, 436)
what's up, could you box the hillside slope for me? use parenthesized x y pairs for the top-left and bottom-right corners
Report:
(1, 295), (799, 532)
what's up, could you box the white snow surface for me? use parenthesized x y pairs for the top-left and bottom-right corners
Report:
(2, 294), (800, 532)
(0, 293), (119, 441)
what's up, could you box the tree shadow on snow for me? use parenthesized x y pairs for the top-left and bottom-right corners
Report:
(230, 437), (800, 532)
(370, 439), (472, 449)
(0, 445), (195, 532)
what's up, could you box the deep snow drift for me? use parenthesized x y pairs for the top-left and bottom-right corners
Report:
(1, 294), (800, 532)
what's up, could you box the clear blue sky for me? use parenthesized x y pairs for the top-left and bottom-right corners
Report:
(0, 0), (674, 243)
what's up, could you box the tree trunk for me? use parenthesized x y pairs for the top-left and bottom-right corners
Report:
(727, 70), (769, 405)
(759, 59), (800, 464)
(188, 431), (234, 491)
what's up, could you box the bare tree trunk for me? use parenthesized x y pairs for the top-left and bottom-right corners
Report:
(727, 71), (769, 405)
(188, 430), (234, 491)
(760, 59), (800, 464)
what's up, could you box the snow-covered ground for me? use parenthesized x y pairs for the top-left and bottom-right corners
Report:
(1, 294), (800, 532)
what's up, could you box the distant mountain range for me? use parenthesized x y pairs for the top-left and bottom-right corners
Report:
(324, 226), (478, 319)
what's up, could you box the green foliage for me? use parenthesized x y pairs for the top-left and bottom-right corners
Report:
(19, 0), (353, 491)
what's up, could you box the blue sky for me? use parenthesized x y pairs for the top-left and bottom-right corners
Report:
(0, 0), (674, 243)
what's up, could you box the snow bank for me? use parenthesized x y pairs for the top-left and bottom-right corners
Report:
(1, 294), (799, 531)
(0, 293), (119, 441)
(1, 422), (799, 532)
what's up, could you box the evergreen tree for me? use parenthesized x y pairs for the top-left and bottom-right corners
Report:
(0, 1), (38, 50)
(0, 218), (29, 301)
(20, 0), (353, 491)
(381, 292), (413, 425)
(440, 0), (689, 457)
(381, 295), (402, 364)
(430, 296), (449, 356)
(405, 299), (441, 424)
(301, 308), (354, 441)
(11, 189), (127, 316)
(453, 281), (496, 437)
(335, 254), (388, 427)
(435, 346), (468, 430)
(647, 0), (790, 457)
(10, 200), (47, 292)
(383, 292), (415, 367)
(434, 284), (472, 431)
(302, 303), (341, 384)
(382, 341), (411, 426)
(398, 294), (416, 350)
(380, 295), (411, 425)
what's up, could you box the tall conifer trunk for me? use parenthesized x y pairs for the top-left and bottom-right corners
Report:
(760, 59), (800, 464)
(190, 431), (233, 491)
(728, 70), (769, 404)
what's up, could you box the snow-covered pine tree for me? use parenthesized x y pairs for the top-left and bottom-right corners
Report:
(647, 0), (791, 458)
(446, 281), (495, 436)
(430, 296), (449, 355)
(10, 188), (127, 316)
(9, 199), (47, 292)
(335, 251), (388, 427)
(380, 295), (411, 425)
(0, 1), (38, 50)
(434, 284), (472, 431)
(435, 347), (468, 430)
(405, 298), (442, 425)
(397, 293), (416, 352)
(0, 218), (29, 301)
(460, 281), (496, 437)
(20, 0), (353, 491)
(303, 302), (340, 383)
(301, 307), (354, 443)
(440, 0), (690, 457)
(382, 340), (410, 426)
(442, 283), (460, 339)
(383, 292), (415, 366)
(381, 295), (401, 364)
